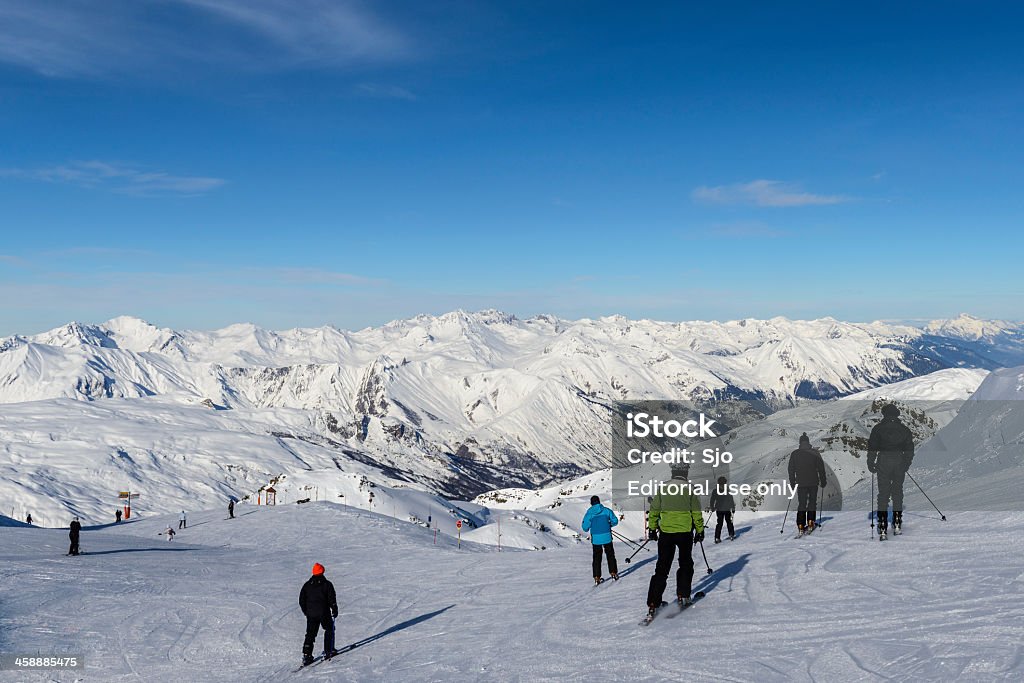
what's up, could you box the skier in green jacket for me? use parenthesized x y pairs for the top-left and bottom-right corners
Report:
(646, 463), (704, 617)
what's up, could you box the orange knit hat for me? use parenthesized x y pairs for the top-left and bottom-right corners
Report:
(311, 563), (325, 576)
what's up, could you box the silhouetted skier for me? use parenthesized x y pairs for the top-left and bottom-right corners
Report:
(179, 511), (187, 529)
(228, 500), (235, 519)
(788, 433), (826, 534)
(708, 476), (736, 542)
(299, 563), (338, 666)
(115, 509), (122, 523)
(868, 404), (915, 538)
(26, 513), (32, 525)
(68, 517), (81, 555)
(581, 495), (619, 583)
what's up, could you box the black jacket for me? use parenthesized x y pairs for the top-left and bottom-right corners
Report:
(709, 489), (736, 512)
(69, 520), (81, 539)
(299, 575), (338, 619)
(788, 447), (827, 487)
(867, 417), (915, 469)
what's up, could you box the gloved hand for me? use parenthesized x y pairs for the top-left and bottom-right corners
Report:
(332, 608), (338, 618)
(819, 479), (827, 488)
(694, 530), (705, 543)
(867, 458), (877, 473)
(648, 528), (659, 542)
(903, 456), (913, 472)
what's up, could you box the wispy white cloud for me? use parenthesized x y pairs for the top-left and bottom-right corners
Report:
(692, 180), (849, 207)
(1, 161), (225, 196)
(354, 83), (418, 101)
(0, 0), (413, 78)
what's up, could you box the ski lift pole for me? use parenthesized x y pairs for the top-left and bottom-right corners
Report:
(906, 471), (947, 521)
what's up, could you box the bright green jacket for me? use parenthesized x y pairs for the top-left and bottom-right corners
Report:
(649, 485), (704, 534)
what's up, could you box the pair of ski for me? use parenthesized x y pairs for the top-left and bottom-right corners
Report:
(293, 650), (341, 672)
(878, 526), (902, 541)
(640, 591), (705, 626)
(793, 525), (821, 539)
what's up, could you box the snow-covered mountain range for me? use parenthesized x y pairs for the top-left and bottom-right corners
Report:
(1, 311), (1022, 526)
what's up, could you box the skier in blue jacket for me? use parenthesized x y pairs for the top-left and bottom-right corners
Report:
(581, 495), (619, 584)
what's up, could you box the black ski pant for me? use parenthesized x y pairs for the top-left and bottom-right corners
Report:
(646, 532), (694, 606)
(714, 511), (735, 540)
(179, 520), (186, 529)
(876, 457), (906, 516)
(302, 614), (335, 657)
(796, 485), (818, 528)
(592, 543), (617, 577)
(68, 536), (80, 555)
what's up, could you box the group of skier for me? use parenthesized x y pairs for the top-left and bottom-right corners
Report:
(580, 403), (918, 623)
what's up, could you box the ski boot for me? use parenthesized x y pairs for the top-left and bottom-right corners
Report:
(594, 576), (604, 586)
(728, 533), (736, 541)
(796, 524), (806, 537)
(807, 520), (816, 533)
(714, 537), (722, 544)
(877, 510), (888, 540)
(302, 654), (315, 667)
(893, 511), (903, 535)
(677, 594), (693, 607)
(610, 572), (619, 581)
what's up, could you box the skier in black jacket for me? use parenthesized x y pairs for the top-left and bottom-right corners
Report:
(708, 476), (736, 543)
(788, 434), (826, 534)
(867, 404), (915, 538)
(299, 563), (338, 665)
(68, 517), (82, 555)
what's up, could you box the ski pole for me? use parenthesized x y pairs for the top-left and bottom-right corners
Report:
(698, 539), (712, 575)
(780, 488), (794, 534)
(817, 485), (824, 529)
(611, 530), (643, 549)
(870, 471), (875, 538)
(623, 539), (651, 564)
(906, 471), (946, 521)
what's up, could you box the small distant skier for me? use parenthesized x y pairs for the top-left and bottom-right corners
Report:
(788, 433), (827, 535)
(163, 526), (176, 541)
(867, 404), (915, 540)
(299, 563), (338, 666)
(646, 464), (704, 618)
(228, 499), (235, 519)
(68, 516), (81, 556)
(26, 513), (32, 525)
(179, 511), (187, 529)
(708, 476), (736, 543)
(115, 508), (122, 523)
(581, 495), (619, 584)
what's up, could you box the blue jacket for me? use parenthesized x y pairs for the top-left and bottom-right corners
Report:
(582, 504), (618, 545)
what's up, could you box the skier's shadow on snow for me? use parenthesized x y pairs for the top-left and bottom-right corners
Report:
(693, 553), (750, 595)
(336, 605), (454, 655)
(81, 547), (193, 556)
(730, 525), (753, 540)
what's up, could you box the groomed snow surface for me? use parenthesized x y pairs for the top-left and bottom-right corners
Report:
(2, 502), (1022, 682)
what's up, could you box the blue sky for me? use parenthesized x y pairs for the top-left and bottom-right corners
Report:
(1, 1), (1021, 334)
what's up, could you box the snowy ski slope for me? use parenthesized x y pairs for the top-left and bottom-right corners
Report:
(1, 501), (1022, 682)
